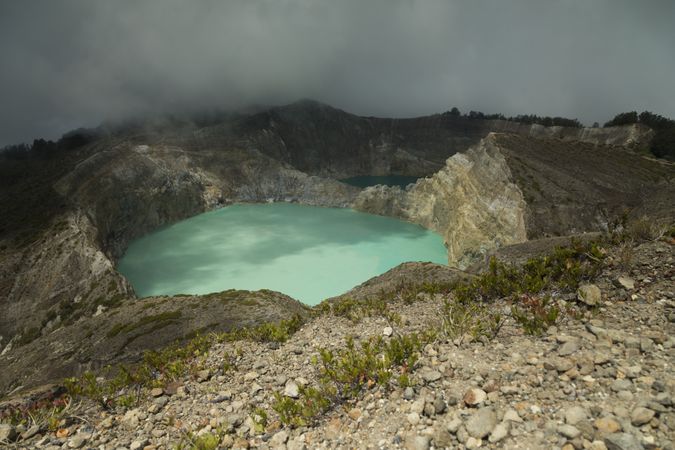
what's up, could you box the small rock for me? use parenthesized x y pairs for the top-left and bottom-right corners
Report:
(558, 340), (580, 356)
(565, 406), (588, 425)
(99, 416), (114, 429)
(284, 381), (299, 398)
(407, 412), (420, 425)
(250, 382), (263, 395)
(616, 276), (635, 290)
(383, 326), (393, 337)
(130, 440), (149, 450)
(630, 407), (655, 426)
(489, 422), (509, 443)
(420, 368), (442, 383)
(447, 418), (463, 434)
(287, 438), (307, 450)
(150, 387), (164, 397)
(558, 424), (581, 439)
(233, 437), (250, 449)
(0, 424), (17, 442)
(594, 417), (622, 434)
(243, 371), (258, 381)
(611, 379), (633, 392)
(463, 388), (487, 407)
(604, 433), (644, 450)
(545, 357), (574, 372)
(466, 408), (497, 439)
(433, 396), (446, 414)
(578, 284), (601, 306)
(197, 369), (211, 382)
(503, 408), (522, 423)
(270, 430), (289, 447)
(465, 436), (482, 449)
(67, 433), (90, 449)
(403, 387), (415, 400)
(482, 379), (499, 393)
(405, 435), (430, 450)
(348, 408), (361, 421)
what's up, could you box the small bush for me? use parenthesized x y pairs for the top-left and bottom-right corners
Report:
(511, 294), (559, 335)
(319, 296), (401, 324)
(271, 332), (432, 427)
(441, 298), (503, 343)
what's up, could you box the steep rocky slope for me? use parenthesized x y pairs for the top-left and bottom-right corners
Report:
(354, 135), (528, 268)
(0, 290), (309, 395)
(354, 133), (674, 268)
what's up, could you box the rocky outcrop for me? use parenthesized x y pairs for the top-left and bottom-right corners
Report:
(487, 120), (654, 148)
(354, 135), (529, 268)
(355, 132), (674, 268)
(0, 211), (131, 343)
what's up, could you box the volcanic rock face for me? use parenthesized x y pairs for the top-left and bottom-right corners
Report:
(354, 134), (528, 268)
(55, 143), (360, 260)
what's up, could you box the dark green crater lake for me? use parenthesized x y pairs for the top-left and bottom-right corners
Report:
(117, 203), (447, 305)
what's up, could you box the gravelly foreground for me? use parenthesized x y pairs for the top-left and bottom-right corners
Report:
(1, 240), (673, 450)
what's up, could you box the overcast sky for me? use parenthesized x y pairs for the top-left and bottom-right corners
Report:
(1, 0), (674, 146)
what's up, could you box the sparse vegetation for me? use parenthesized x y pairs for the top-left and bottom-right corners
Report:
(62, 315), (306, 409)
(175, 430), (224, 450)
(511, 294), (560, 335)
(0, 393), (74, 430)
(272, 332), (433, 427)
(441, 298), (503, 343)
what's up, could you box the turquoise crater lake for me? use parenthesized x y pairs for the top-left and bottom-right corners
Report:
(117, 203), (447, 305)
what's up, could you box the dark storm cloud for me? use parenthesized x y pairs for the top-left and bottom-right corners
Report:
(1, 0), (674, 146)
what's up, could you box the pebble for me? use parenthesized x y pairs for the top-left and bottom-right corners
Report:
(150, 387), (164, 397)
(558, 340), (580, 356)
(489, 422), (509, 443)
(630, 407), (655, 426)
(616, 276), (635, 290)
(564, 406), (588, 425)
(604, 432), (644, 450)
(405, 434), (430, 450)
(558, 424), (581, 439)
(284, 380), (300, 398)
(463, 388), (487, 406)
(271, 430), (289, 447)
(466, 408), (497, 439)
(595, 417), (622, 434)
(578, 284), (601, 305)
(419, 368), (442, 383)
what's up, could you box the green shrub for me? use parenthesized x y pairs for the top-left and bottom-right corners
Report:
(511, 294), (559, 335)
(441, 298), (503, 343)
(271, 332), (432, 427)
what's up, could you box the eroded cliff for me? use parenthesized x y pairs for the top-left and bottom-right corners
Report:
(354, 135), (528, 268)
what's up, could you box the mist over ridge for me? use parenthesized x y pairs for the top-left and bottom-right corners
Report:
(1, 0), (674, 146)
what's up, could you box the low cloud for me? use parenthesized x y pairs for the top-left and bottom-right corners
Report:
(1, 0), (674, 145)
